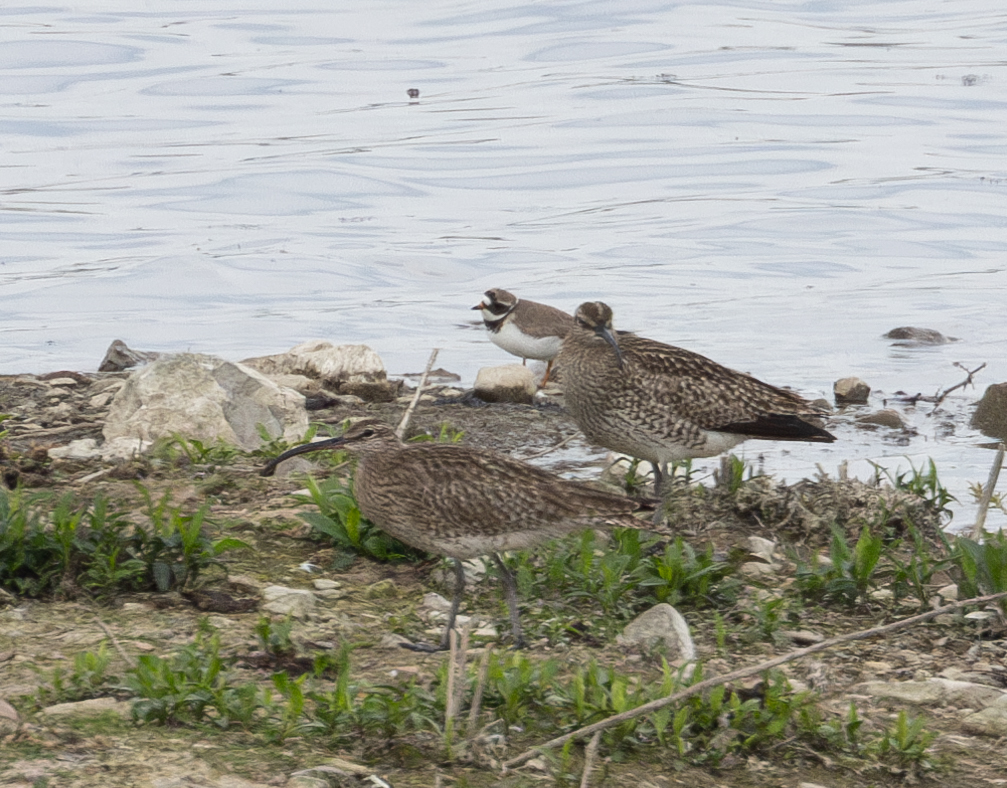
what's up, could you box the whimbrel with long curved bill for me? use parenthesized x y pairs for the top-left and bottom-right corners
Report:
(261, 418), (655, 651)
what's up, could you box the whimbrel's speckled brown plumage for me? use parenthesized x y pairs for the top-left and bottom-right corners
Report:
(261, 418), (652, 650)
(557, 302), (835, 499)
(474, 288), (575, 386)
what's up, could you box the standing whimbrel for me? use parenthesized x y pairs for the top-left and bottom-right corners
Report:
(261, 419), (653, 651)
(557, 302), (835, 501)
(473, 288), (575, 386)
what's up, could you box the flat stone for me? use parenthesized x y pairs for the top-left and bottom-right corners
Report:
(857, 678), (1004, 708)
(473, 364), (537, 404)
(962, 704), (1007, 737)
(778, 629), (825, 645)
(261, 586), (316, 618)
(834, 376), (871, 405)
(312, 579), (341, 590)
(40, 697), (132, 719)
(46, 377), (80, 387)
(48, 438), (103, 461)
(617, 603), (695, 661)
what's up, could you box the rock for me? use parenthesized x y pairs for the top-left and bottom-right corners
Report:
(422, 592), (453, 613)
(617, 603), (695, 661)
(884, 326), (955, 345)
(473, 364), (537, 404)
(39, 697), (132, 719)
(746, 536), (777, 562)
(261, 585), (316, 618)
(833, 376), (870, 405)
(312, 579), (342, 591)
(971, 383), (1007, 441)
(739, 561), (776, 577)
(98, 339), (160, 372)
(962, 696), (1007, 737)
(778, 629), (825, 645)
(241, 340), (400, 402)
(857, 678), (1004, 708)
(855, 409), (905, 429)
(937, 584), (958, 602)
(363, 579), (398, 599)
(103, 353), (308, 453)
(48, 438), (103, 461)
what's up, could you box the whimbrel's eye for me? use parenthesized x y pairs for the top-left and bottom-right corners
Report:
(360, 429), (375, 438)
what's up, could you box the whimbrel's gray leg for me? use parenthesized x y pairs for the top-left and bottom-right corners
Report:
(491, 553), (525, 648)
(651, 462), (667, 525)
(401, 558), (465, 653)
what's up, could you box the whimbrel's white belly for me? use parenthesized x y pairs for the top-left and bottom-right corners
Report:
(491, 320), (563, 361)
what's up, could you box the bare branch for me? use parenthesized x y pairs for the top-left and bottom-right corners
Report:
(396, 348), (439, 439)
(502, 590), (1007, 771)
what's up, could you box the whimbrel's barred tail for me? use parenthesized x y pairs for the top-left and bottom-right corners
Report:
(473, 288), (575, 387)
(557, 301), (835, 505)
(262, 418), (656, 651)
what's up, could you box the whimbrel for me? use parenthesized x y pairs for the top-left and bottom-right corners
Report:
(557, 301), (835, 503)
(473, 288), (574, 386)
(261, 418), (653, 651)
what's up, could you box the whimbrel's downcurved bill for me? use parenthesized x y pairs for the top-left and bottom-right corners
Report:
(594, 322), (624, 369)
(260, 436), (348, 477)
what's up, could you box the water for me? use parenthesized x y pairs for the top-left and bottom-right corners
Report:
(1, 1), (1005, 528)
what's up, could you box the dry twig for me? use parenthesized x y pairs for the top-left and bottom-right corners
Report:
(972, 442), (1006, 539)
(396, 348), (439, 439)
(890, 362), (985, 412)
(579, 730), (603, 788)
(502, 590), (1007, 771)
(96, 619), (136, 668)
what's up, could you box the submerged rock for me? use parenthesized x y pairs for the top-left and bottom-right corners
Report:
(884, 326), (956, 346)
(103, 353), (308, 452)
(855, 409), (906, 430)
(971, 383), (1007, 441)
(833, 376), (871, 405)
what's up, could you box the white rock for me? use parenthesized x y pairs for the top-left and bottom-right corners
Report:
(48, 438), (103, 461)
(746, 536), (777, 562)
(40, 697), (131, 719)
(103, 353), (307, 452)
(740, 561), (776, 577)
(422, 592), (453, 612)
(617, 603), (695, 662)
(312, 579), (341, 591)
(963, 705), (1007, 737)
(857, 678), (1004, 708)
(937, 584), (959, 602)
(89, 391), (115, 409)
(473, 364), (537, 404)
(261, 585), (316, 618)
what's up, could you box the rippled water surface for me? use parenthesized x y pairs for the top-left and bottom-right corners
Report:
(2, 1), (1006, 526)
